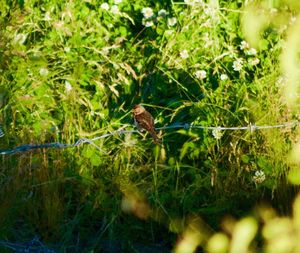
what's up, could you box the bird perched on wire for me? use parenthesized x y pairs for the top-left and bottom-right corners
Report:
(132, 104), (161, 144)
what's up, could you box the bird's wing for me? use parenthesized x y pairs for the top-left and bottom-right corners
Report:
(135, 112), (154, 132)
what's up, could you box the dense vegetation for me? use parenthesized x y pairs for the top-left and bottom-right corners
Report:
(1, 0), (300, 252)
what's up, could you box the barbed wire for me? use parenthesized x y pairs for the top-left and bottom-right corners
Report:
(0, 122), (299, 155)
(0, 236), (56, 253)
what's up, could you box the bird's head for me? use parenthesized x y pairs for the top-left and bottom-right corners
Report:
(132, 104), (145, 115)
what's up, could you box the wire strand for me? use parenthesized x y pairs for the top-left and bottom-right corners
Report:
(0, 236), (55, 253)
(0, 121), (298, 155)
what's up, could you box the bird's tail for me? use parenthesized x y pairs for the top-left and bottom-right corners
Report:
(150, 131), (161, 144)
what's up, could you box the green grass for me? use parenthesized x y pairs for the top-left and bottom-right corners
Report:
(1, 0), (300, 252)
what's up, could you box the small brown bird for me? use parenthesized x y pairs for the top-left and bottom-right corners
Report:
(132, 104), (161, 143)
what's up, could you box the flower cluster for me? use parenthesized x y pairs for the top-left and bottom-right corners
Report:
(195, 70), (206, 80)
(167, 17), (177, 27)
(180, 49), (189, 59)
(141, 7), (177, 28)
(39, 67), (49, 76)
(212, 128), (223, 140)
(184, 0), (204, 6)
(13, 33), (27, 45)
(233, 58), (243, 72)
(101, 1), (123, 15)
(65, 81), (73, 93)
(253, 170), (266, 184)
(233, 40), (260, 72)
(220, 74), (228, 80)
(141, 7), (154, 19)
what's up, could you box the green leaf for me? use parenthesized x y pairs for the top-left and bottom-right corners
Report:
(257, 156), (272, 173)
(82, 146), (94, 158)
(156, 26), (164, 36)
(119, 26), (127, 36)
(180, 142), (195, 160)
(90, 153), (102, 166)
(241, 155), (250, 163)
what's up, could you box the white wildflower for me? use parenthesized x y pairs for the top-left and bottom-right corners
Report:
(100, 2), (109, 11)
(65, 81), (72, 92)
(184, 0), (195, 5)
(114, 0), (122, 4)
(101, 47), (110, 55)
(64, 47), (70, 53)
(276, 76), (286, 87)
(233, 58), (243, 71)
(158, 9), (168, 17)
(110, 5), (120, 14)
(195, 70), (207, 80)
(240, 40), (249, 50)
(278, 25), (288, 33)
(246, 48), (257, 55)
(61, 8), (72, 20)
(167, 17), (177, 27)
(13, 33), (27, 45)
(143, 20), (154, 27)
(165, 30), (174, 36)
(39, 67), (49, 76)
(228, 45), (236, 56)
(44, 11), (51, 21)
(204, 7), (213, 15)
(123, 133), (137, 147)
(203, 32), (209, 42)
(290, 16), (297, 25)
(253, 170), (266, 184)
(180, 50), (189, 59)
(220, 74), (228, 80)
(203, 33), (213, 48)
(202, 19), (212, 28)
(248, 58), (260, 66)
(270, 8), (278, 14)
(53, 21), (63, 29)
(141, 7), (154, 19)
(212, 128), (223, 140)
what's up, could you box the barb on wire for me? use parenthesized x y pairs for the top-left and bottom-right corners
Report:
(0, 122), (299, 155)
